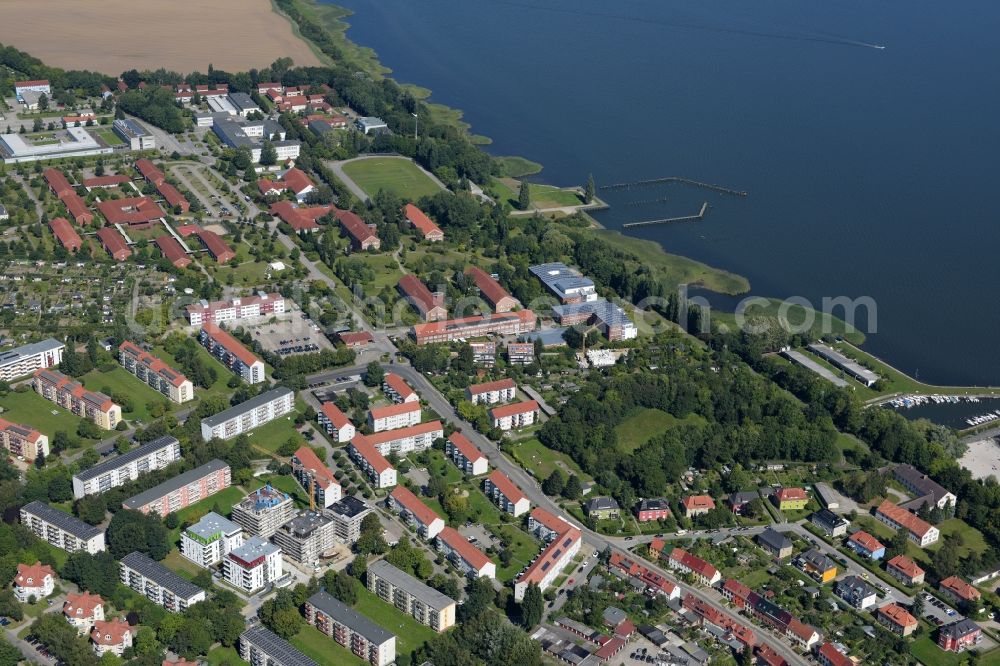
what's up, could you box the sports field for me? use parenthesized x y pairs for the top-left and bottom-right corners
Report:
(341, 157), (443, 201)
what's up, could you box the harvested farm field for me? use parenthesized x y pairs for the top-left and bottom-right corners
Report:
(0, 0), (322, 74)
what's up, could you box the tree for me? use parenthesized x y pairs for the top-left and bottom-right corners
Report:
(542, 469), (566, 496)
(38, 93), (48, 111)
(259, 140), (278, 166)
(584, 173), (596, 203)
(520, 583), (543, 628)
(324, 569), (358, 605)
(364, 361), (384, 387)
(33, 118), (43, 132)
(563, 474), (582, 500)
(518, 181), (530, 210)
(887, 526), (910, 559)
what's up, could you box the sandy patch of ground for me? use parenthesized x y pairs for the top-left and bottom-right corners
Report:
(0, 0), (321, 75)
(959, 437), (1000, 480)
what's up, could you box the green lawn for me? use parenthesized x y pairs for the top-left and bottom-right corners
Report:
(353, 586), (437, 657)
(0, 389), (87, 441)
(93, 127), (124, 146)
(80, 367), (170, 423)
(341, 157), (443, 201)
(528, 183), (584, 208)
(242, 413), (306, 455)
(494, 156), (542, 178)
(489, 523), (540, 582)
(911, 636), (964, 666)
(510, 437), (591, 482)
(206, 645), (249, 666)
(291, 624), (367, 666)
(712, 299), (866, 346)
(152, 344), (232, 402)
(355, 253), (404, 292)
(161, 548), (203, 581)
(614, 408), (679, 453)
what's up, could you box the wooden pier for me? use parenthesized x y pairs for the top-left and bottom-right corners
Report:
(601, 176), (747, 197)
(622, 202), (709, 228)
(626, 197), (671, 207)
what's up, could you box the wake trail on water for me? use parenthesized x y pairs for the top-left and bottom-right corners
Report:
(481, 0), (885, 50)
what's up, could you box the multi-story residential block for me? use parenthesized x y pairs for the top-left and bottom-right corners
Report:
(352, 421), (443, 457)
(939, 576), (982, 606)
(272, 510), (337, 565)
(527, 507), (574, 543)
(368, 401), (421, 432)
(436, 526), (496, 580)
(20, 501), (105, 553)
(773, 487), (809, 511)
(894, 463), (958, 510)
(635, 498), (672, 522)
(388, 486), (444, 540)
(484, 470), (530, 516)
(305, 590), (396, 666)
(382, 374), (417, 403)
(666, 548), (721, 586)
(200, 387), (295, 441)
(119, 552), (205, 612)
(231, 485), (297, 538)
(180, 512), (244, 568)
(397, 275), (447, 322)
(506, 342), (534, 365)
(13, 561), (55, 602)
(469, 341), (496, 367)
(72, 435), (181, 499)
(348, 440), (397, 489)
(875, 500), (940, 547)
(488, 400), (538, 430)
(938, 619), (983, 653)
(328, 496), (372, 545)
(681, 494), (716, 518)
(185, 293), (286, 326)
(886, 554), (926, 586)
(291, 446), (341, 508)
(122, 459), (231, 517)
(118, 341), (193, 404)
(223, 536), (283, 593)
(811, 508), (849, 537)
(90, 618), (133, 657)
(797, 548), (838, 583)
(367, 559), (456, 632)
(63, 591), (104, 634)
(0, 417), (48, 461)
(876, 603), (918, 636)
(514, 523), (581, 601)
(240, 626), (318, 666)
(33, 369), (122, 430)
(465, 378), (516, 405)
(445, 432), (488, 476)
(757, 527), (794, 559)
(318, 402), (355, 443)
(411, 310), (537, 345)
(0, 338), (63, 381)
(847, 530), (886, 560)
(464, 266), (520, 313)
(835, 575), (877, 610)
(199, 323), (265, 384)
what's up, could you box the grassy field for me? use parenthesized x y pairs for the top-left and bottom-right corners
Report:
(169, 485), (248, 542)
(615, 408), (678, 453)
(911, 636), (964, 666)
(242, 412), (306, 456)
(355, 253), (405, 292)
(290, 624), (367, 666)
(80, 367), (170, 423)
(354, 586), (437, 656)
(526, 183), (584, 208)
(490, 522), (541, 582)
(0, 389), (87, 440)
(206, 646), (249, 666)
(711, 298), (866, 345)
(341, 157), (443, 201)
(93, 127), (124, 146)
(161, 548), (203, 580)
(510, 438), (591, 483)
(152, 344), (232, 402)
(495, 156), (543, 178)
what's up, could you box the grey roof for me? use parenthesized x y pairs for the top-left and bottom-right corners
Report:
(368, 559), (455, 611)
(21, 501), (102, 540)
(230, 535), (280, 561)
(120, 551), (204, 599)
(529, 262), (595, 299)
(800, 548), (836, 571)
(113, 118), (151, 138)
(329, 496), (369, 519)
(585, 496), (620, 512)
(837, 575), (876, 598)
(0, 338), (64, 367)
(186, 511), (242, 540)
(280, 510), (333, 539)
(228, 92), (259, 112)
(637, 498), (670, 512)
(782, 350), (850, 388)
(521, 328), (569, 347)
(356, 117), (387, 127)
(757, 527), (792, 551)
(940, 618), (981, 639)
(553, 299), (634, 329)
(241, 626), (318, 666)
(728, 491), (760, 505)
(894, 464), (953, 505)
(122, 459), (229, 510)
(807, 343), (880, 384)
(307, 590), (394, 646)
(202, 387), (294, 428)
(74, 436), (180, 482)
(812, 508), (848, 529)
(602, 606), (627, 626)
(308, 119), (333, 136)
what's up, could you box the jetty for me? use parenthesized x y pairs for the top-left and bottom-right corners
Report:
(626, 197), (671, 207)
(623, 202), (708, 228)
(601, 176), (747, 197)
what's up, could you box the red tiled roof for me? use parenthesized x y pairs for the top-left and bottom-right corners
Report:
(61, 192), (92, 224)
(64, 591), (104, 619)
(411, 310), (536, 343)
(49, 217), (82, 252)
(201, 323), (261, 367)
(157, 182), (189, 211)
(44, 168), (73, 197)
(776, 487), (807, 502)
(320, 402), (352, 429)
(878, 603), (917, 628)
(465, 266), (514, 308)
(876, 500), (935, 538)
(818, 643), (852, 666)
(390, 485), (442, 526)
(135, 158), (165, 185)
(682, 495), (716, 511)
(668, 547), (719, 581)
(940, 575), (981, 602)
(354, 421), (443, 448)
(467, 378), (516, 395)
(438, 525), (492, 570)
(337, 331), (373, 346)
(787, 618), (817, 643)
(487, 470), (527, 504)
(594, 636), (625, 660)
(649, 537), (665, 554)
(154, 235), (191, 268)
(518, 526), (581, 587)
(848, 530), (884, 553)
(350, 439), (393, 474)
(281, 167), (314, 195)
(447, 431), (485, 463)
(96, 227), (131, 260)
(120, 341), (189, 387)
(83, 175), (130, 188)
(97, 196), (164, 225)
(91, 619), (131, 646)
(488, 400), (538, 419)
(293, 446), (338, 489)
(270, 201), (334, 232)
(370, 401), (420, 421)
(887, 555), (924, 580)
(404, 203), (442, 239)
(14, 562), (54, 587)
(258, 179), (281, 195)
(723, 578), (752, 600)
(0, 418), (43, 444)
(398, 274), (442, 315)
(336, 209), (377, 244)
(15, 79), (49, 87)
(197, 230), (234, 262)
(384, 373), (415, 400)
(755, 644), (788, 666)
(176, 224), (201, 237)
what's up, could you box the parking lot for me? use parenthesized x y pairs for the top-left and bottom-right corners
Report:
(245, 311), (334, 357)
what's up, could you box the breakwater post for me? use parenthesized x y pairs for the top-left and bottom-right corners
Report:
(622, 202), (709, 228)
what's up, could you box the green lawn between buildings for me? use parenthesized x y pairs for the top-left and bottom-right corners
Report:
(353, 586), (437, 656)
(168, 485), (248, 543)
(911, 636), (964, 666)
(93, 127), (124, 146)
(291, 624), (367, 666)
(0, 389), (87, 441)
(205, 645), (249, 666)
(151, 344), (233, 402)
(341, 157), (443, 201)
(80, 366), (170, 424)
(510, 437), (591, 483)
(853, 514), (987, 566)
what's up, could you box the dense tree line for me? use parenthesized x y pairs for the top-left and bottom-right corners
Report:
(115, 87), (187, 133)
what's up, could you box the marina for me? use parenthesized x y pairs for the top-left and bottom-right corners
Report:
(887, 394), (1000, 430)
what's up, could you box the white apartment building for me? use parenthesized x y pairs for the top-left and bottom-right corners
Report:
(119, 552), (206, 612)
(488, 400), (538, 431)
(13, 562), (55, 602)
(436, 526), (496, 580)
(348, 440), (397, 489)
(367, 560), (456, 632)
(185, 293), (286, 326)
(368, 401), (421, 432)
(353, 421), (443, 457)
(0, 338), (63, 381)
(63, 591), (104, 635)
(465, 378), (516, 405)
(223, 537), (283, 593)
(201, 387), (295, 441)
(483, 471), (531, 517)
(388, 486), (444, 541)
(445, 432), (488, 476)
(72, 435), (181, 499)
(382, 373), (417, 403)
(318, 402), (355, 443)
(20, 501), (106, 554)
(180, 512), (244, 567)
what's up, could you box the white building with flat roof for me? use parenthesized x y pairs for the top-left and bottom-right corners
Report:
(0, 127), (113, 164)
(224, 536), (283, 593)
(181, 512), (244, 567)
(200, 387), (294, 441)
(0, 338), (63, 381)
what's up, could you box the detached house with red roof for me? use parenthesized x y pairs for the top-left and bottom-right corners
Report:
(464, 266), (520, 313)
(49, 217), (82, 253)
(258, 167), (315, 201)
(318, 402), (355, 443)
(886, 554), (925, 586)
(847, 530), (885, 560)
(63, 591), (105, 634)
(404, 204), (443, 241)
(336, 209), (380, 251)
(291, 446), (341, 508)
(389, 485), (445, 541)
(666, 547), (721, 586)
(269, 201), (334, 233)
(489, 400), (538, 431)
(939, 576), (982, 606)
(13, 562), (55, 602)
(817, 642), (853, 666)
(773, 487), (808, 511)
(90, 618), (134, 656)
(484, 470), (530, 516)
(681, 494), (716, 518)
(877, 603), (918, 636)
(397, 275), (446, 322)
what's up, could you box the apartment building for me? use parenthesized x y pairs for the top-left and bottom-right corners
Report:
(122, 459), (231, 517)
(231, 485), (297, 538)
(484, 470), (530, 517)
(397, 275), (446, 322)
(272, 510), (337, 565)
(514, 525), (581, 601)
(352, 421), (443, 457)
(72, 435), (181, 499)
(382, 373), (417, 403)
(388, 485), (444, 541)
(200, 387), (295, 441)
(223, 536), (283, 593)
(240, 626), (318, 666)
(13, 561), (55, 602)
(291, 446), (341, 508)
(0, 338), (63, 381)
(666, 548), (722, 586)
(875, 500), (940, 547)
(180, 512), (244, 567)
(63, 591), (105, 635)
(305, 591), (396, 666)
(199, 323), (265, 384)
(328, 496), (371, 544)
(368, 401), (421, 432)
(436, 526), (496, 580)
(445, 431), (488, 476)
(185, 293), (286, 326)
(411, 310), (537, 345)
(465, 378), (516, 405)
(367, 559), (456, 632)
(464, 266), (519, 313)
(90, 618), (133, 657)
(348, 440), (397, 489)
(0, 417), (48, 461)
(118, 341), (193, 404)
(20, 501), (105, 553)
(119, 552), (206, 612)
(33, 369), (121, 430)
(488, 400), (538, 431)
(318, 402), (355, 443)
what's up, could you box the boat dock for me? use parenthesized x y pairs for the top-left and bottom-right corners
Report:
(622, 202), (708, 228)
(601, 176), (748, 197)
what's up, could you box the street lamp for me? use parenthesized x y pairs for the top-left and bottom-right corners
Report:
(412, 112), (418, 140)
